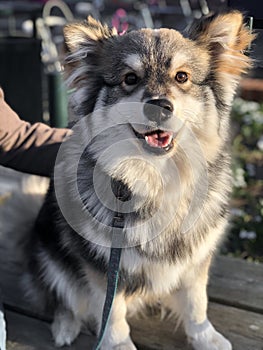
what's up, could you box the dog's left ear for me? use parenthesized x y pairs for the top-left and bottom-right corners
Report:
(188, 11), (255, 75)
(63, 17), (117, 87)
(64, 16), (117, 54)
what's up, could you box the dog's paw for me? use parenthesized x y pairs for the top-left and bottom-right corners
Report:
(187, 319), (232, 350)
(101, 336), (137, 350)
(113, 343), (137, 350)
(114, 341), (137, 350)
(51, 310), (81, 347)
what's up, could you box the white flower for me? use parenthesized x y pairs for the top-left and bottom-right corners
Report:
(246, 163), (256, 177)
(233, 98), (260, 114)
(230, 208), (244, 217)
(257, 135), (263, 151)
(239, 229), (257, 240)
(255, 216), (262, 223)
(243, 113), (252, 124)
(252, 111), (263, 124)
(233, 168), (247, 188)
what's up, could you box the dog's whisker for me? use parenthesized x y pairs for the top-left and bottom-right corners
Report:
(174, 120), (188, 144)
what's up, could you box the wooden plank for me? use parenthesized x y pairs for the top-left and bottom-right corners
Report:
(130, 302), (263, 350)
(6, 310), (96, 350)
(130, 313), (190, 350)
(1, 232), (263, 348)
(1, 244), (263, 349)
(2, 258), (262, 350)
(209, 256), (263, 314)
(207, 303), (263, 350)
(5, 302), (263, 350)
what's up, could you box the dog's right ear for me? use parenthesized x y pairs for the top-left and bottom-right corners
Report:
(63, 17), (117, 114)
(64, 16), (117, 54)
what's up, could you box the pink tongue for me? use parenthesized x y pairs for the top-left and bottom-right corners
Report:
(145, 131), (173, 148)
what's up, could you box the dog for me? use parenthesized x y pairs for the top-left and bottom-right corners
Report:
(25, 11), (254, 350)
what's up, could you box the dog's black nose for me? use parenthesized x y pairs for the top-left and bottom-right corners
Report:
(143, 99), (174, 124)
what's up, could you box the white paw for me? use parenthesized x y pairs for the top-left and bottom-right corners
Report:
(113, 341), (137, 350)
(101, 336), (137, 350)
(187, 319), (232, 350)
(51, 310), (81, 347)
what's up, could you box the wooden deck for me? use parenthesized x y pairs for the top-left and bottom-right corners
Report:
(0, 168), (262, 350)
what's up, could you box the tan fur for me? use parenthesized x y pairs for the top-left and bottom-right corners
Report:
(64, 16), (117, 52)
(198, 12), (255, 76)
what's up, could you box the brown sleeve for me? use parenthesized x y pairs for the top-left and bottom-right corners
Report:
(0, 88), (72, 177)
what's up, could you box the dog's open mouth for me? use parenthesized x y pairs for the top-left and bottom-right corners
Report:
(133, 128), (174, 152)
(145, 130), (173, 149)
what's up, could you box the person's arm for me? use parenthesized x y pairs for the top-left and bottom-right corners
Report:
(0, 88), (71, 177)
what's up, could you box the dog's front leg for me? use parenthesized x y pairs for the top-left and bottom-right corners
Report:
(51, 307), (82, 347)
(96, 293), (137, 350)
(167, 256), (232, 350)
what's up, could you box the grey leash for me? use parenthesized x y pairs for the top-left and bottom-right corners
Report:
(92, 191), (126, 350)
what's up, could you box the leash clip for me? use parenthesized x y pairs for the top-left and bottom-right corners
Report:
(112, 212), (125, 229)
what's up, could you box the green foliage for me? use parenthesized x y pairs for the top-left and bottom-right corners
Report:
(223, 98), (263, 262)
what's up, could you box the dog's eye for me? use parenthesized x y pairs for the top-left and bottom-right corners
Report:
(124, 73), (139, 86)
(175, 72), (188, 83)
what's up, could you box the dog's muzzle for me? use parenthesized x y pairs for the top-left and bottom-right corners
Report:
(130, 99), (175, 154)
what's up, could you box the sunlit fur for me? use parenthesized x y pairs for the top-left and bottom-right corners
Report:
(25, 12), (254, 350)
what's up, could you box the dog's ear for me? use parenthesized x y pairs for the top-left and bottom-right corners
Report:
(63, 17), (117, 90)
(62, 18), (117, 117)
(188, 11), (255, 75)
(64, 16), (117, 53)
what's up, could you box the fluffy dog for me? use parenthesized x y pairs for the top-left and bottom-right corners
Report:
(26, 11), (254, 350)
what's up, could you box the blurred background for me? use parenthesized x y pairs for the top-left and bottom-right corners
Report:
(0, 0), (262, 261)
